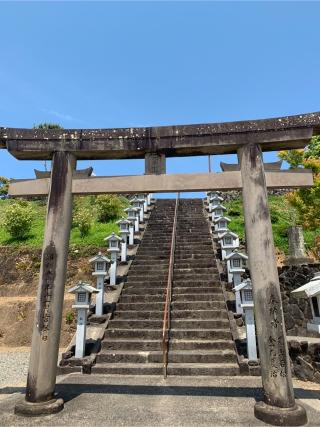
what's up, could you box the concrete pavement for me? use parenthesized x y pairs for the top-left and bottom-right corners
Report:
(0, 375), (320, 426)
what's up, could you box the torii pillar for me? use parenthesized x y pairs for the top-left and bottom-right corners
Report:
(238, 143), (307, 426)
(15, 151), (76, 416)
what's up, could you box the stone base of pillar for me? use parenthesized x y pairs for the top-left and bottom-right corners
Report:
(14, 397), (64, 417)
(254, 401), (307, 426)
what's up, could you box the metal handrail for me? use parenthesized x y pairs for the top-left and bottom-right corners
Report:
(162, 192), (179, 378)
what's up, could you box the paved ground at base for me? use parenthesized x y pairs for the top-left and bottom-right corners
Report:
(0, 375), (320, 427)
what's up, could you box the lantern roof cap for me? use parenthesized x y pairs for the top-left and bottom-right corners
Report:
(233, 278), (252, 292)
(89, 252), (110, 264)
(209, 195), (224, 201)
(219, 231), (239, 239)
(116, 218), (131, 225)
(212, 204), (226, 210)
(225, 249), (248, 260)
(124, 206), (138, 212)
(104, 232), (122, 242)
(291, 272), (320, 298)
(214, 216), (231, 224)
(68, 281), (99, 294)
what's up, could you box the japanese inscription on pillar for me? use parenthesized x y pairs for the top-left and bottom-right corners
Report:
(38, 242), (56, 341)
(268, 292), (288, 378)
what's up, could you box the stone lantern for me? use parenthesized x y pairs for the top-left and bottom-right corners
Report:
(213, 216), (231, 233)
(233, 278), (257, 360)
(104, 232), (121, 286)
(131, 196), (145, 223)
(291, 272), (320, 334)
(209, 194), (224, 213)
(117, 218), (131, 263)
(147, 193), (152, 206)
(68, 281), (98, 358)
(89, 252), (110, 316)
(211, 204), (227, 221)
(124, 206), (139, 241)
(219, 231), (240, 260)
(225, 249), (248, 285)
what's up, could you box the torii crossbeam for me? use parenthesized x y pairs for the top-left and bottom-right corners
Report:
(2, 112), (319, 425)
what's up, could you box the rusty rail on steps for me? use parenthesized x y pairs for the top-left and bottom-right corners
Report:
(162, 193), (179, 378)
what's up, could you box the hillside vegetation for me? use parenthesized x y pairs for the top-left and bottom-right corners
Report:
(225, 195), (319, 256)
(0, 195), (128, 249)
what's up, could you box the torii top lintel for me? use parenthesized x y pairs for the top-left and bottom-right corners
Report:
(1, 112), (320, 160)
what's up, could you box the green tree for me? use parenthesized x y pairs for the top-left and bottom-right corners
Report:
(96, 195), (128, 223)
(33, 123), (63, 171)
(0, 176), (9, 196)
(278, 136), (320, 257)
(3, 200), (34, 239)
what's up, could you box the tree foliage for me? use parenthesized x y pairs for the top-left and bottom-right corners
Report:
(0, 176), (9, 196)
(2, 200), (34, 239)
(278, 136), (320, 231)
(96, 195), (128, 223)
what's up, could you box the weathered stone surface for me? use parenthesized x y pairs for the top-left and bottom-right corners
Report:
(279, 264), (320, 335)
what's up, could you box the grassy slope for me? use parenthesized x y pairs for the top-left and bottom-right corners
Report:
(225, 195), (319, 254)
(0, 199), (119, 248)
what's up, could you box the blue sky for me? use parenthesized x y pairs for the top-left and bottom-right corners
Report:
(0, 1), (319, 197)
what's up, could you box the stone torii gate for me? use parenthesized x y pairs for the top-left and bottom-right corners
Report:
(1, 112), (319, 425)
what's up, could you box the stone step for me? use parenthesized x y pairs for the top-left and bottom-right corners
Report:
(170, 329), (232, 340)
(120, 295), (164, 303)
(91, 363), (163, 375)
(174, 261), (216, 268)
(172, 301), (225, 310)
(110, 319), (163, 328)
(124, 281), (167, 288)
(174, 273), (219, 280)
(171, 295), (224, 303)
(167, 363), (240, 376)
(104, 329), (162, 339)
(102, 339), (162, 351)
(171, 310), (228, 320)
(117, 302), (164, 311)
(96, 350), (237, 364)
(172, 287), (223, 295)
(113, 311), (163, 320)
(171, 319), (229, 329)
(122, 287), (165, 296)
(172, 281), (221, 287)
(170, 339), (234, 351)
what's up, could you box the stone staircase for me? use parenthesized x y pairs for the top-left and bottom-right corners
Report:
(167, 199), (239, 375)
(92, 198), (239, 375)
(92, 199), (174, 375)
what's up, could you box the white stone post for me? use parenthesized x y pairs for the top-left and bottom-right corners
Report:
(134, 209), (140, 232)
(109, 254), (117, 286)
(95, 275), (105, 316)
(235, 290), (243, 315)
(121, 236), (127, 263)
(129, 223), (134, 245)
(244, 306), (257, 361)
(75, 307), (87, 358)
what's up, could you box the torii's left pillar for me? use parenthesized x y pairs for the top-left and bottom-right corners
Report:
(15, 151), (76, 416)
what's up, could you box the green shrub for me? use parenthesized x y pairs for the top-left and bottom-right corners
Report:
(96, 195), (126, 223)
(2, 200), (34, 239)
(65, 310), (75, 325)
(73, 209), (92, 237)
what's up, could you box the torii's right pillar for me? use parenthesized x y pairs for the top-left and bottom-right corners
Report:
(238, 143), (307, 426)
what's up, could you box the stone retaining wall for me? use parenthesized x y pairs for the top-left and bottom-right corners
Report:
(279, 263), (320, 336)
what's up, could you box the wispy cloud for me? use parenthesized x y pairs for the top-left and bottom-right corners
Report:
(40, 108), (85, 124)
